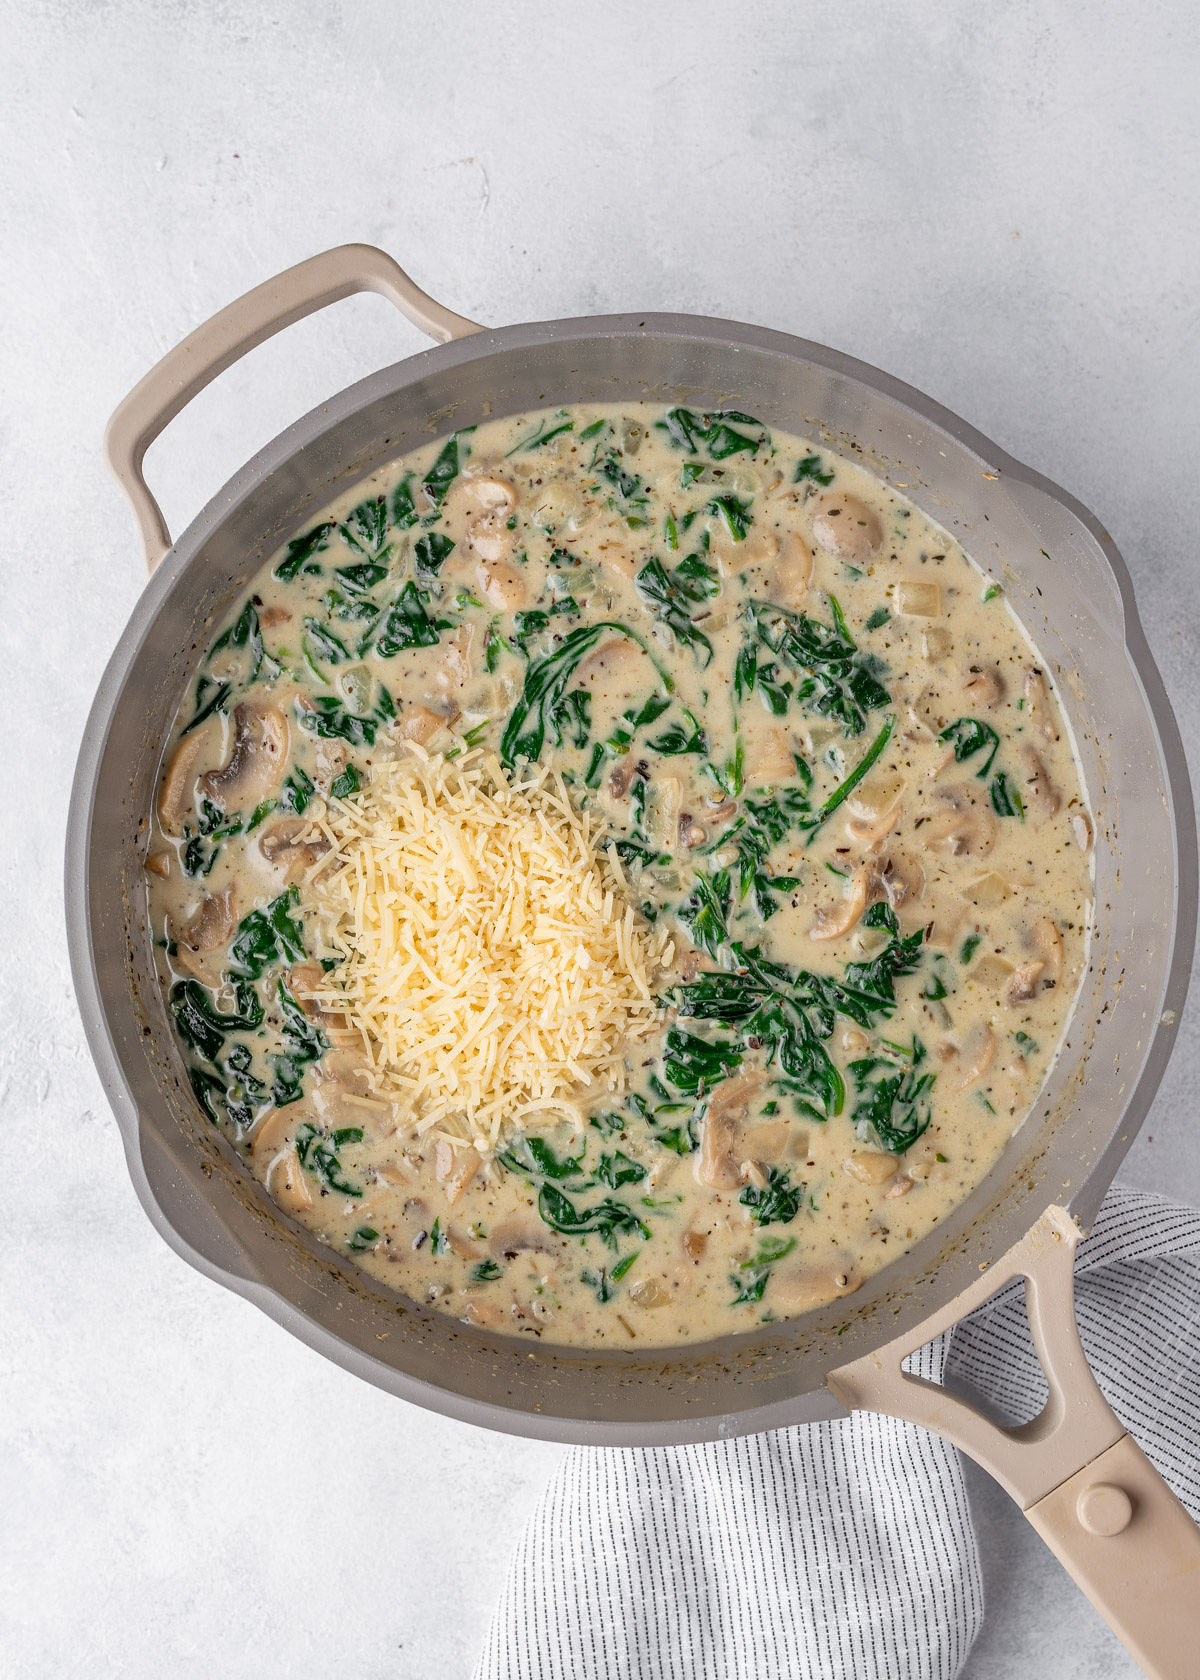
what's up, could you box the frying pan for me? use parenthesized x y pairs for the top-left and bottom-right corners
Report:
(67, 245), (1199, 1675)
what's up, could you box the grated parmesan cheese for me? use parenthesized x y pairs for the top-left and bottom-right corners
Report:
(305, 745), (673, 1151)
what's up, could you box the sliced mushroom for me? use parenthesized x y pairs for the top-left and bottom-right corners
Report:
(444, 474), (518, 563)
(1019, 744), (1061, 820)
(145, 851), (171, 879)
(1005, 961), (1045, 1005)
(646, 775), (681, 849)
(259, 604), (291, 629)
(1030, 916), (1064, 987)
(842, 1151), (899, 1185)
(922, 626), (952, 660)
(1024, 668), (1059, 741)
(159, 729), (210, 836)
(268, 1149), (314, 1214)
(312, 738), (348, 791)
(680, 815), (708, 850)
(770, 532), (815, 608)
(288, 962), (357, 1044)
(177, 887), (236, 955)
(885, 1175), (915, 1199)
(771, 1260), (863, 1314)
(879, 851), (925, 911)
(810, 866), (875, 940)
(962, 664), (1006, 710)
(697, 1072), (764, 1190)
(435, 625), (477, 692)
(844, 772), (906, 847)
(945, 1023), (997, 1092)
(311, 1050), (390, 1137)
(810, 493), (883, 563)
(488, 1217), (563, 1262)
(259, 817), (330, 884)
(476, 556), (528, 610)
(682, 1230), (708, 1261)
(200, 702), (288, 812)
(711, 526), (777, 576)
(435, 1138), (482, 1204)
(251, 1107), (296, 1164)
(922, 783), (998, 859)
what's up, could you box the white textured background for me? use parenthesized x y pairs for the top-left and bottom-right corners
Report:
(3, 3), (1199, 1676)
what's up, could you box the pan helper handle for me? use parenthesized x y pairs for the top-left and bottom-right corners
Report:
(105, 243), (484, 573)
(828, 1205), (1200, 1680)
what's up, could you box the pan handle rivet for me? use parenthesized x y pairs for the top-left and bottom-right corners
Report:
(1076, 1482), (1134, 1536)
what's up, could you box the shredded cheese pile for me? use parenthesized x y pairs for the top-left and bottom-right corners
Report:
(307, 745), (673, 1150)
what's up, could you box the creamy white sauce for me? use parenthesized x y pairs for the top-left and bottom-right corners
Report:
(146, 403), (1092, 1347)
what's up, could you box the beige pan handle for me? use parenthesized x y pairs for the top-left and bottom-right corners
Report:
(829, 1206), (1200, 1678)
(105, 243), (484, 573)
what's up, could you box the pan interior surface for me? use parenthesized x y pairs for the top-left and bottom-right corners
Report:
(69, 316), (1194, 1443)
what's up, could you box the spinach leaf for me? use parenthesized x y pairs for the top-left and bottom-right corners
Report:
(342, 497), (389, 556)
(537, 1184), (649, 1247)
(275, 521), (335, 581)
(507, 410), (574, 454)
(660, 1026), (743, 1095)
(279, 768), (315, 815)
(171, 979), (263, 1064)
(739, 1166), (804, 1226)
(849, 1037), (935, 1153)
(295, 1121), (363, 1197)
(369, 582), (446, 657)
(829, 903), (925, 1028)
(208, 601), (267, 684)
(656, 407), (767, 459)
(706, 494), (753, 542)
(594, 1151), (647, 1189)
(743, 597), (890, 737)
(329, 765), (360, 800)
(864, 607), (891, 632)
(335, 560), (389, 594)
(635, 555), (718, 665)
(348, 1226), (380, 1252)
(303, 618), (349, 666)
(189, 1065), (230, 1126)
(804, 715), (895, 837)
(500, 621), (659, 766)
(594, 451), (649, 521)
(414, 531), (455, 573)
(298, 686), (394, 747)
(471, 1259), (503, 1282)
(181, 675), (233, 736)
(939, 718), (1001, 778)
(229, 886), (306, 980)
(585, 693), (674, 782)
(990, 770), (1024, 818)
(646, 710), (707, 756)
(793, 454), (834, 486)
(730, 1234), (797, 1304)
(271, 981), (328, 1107)
(676, 870), (733, 958)
(497, 1134), (587, 1183)
(389, 475), (419, 529)
(422, 428), (475, 509)
(704, 788), (810, 921)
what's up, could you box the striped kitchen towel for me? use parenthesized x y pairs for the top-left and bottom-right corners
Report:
(475, 1186), (1200, 1680)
